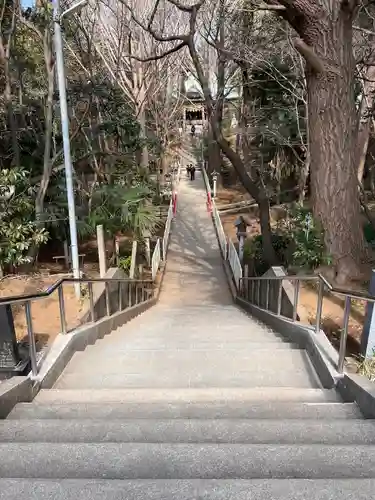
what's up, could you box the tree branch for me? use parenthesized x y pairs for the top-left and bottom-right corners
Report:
(294, 38), (325, 73)
(130, 41), (187, 62)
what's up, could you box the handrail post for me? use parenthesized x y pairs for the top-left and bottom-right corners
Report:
(58, 285), (67, 334)
(338, 296), (351, 373)
(118, 282), (123, 312)
(88, 282), (95, 322)
(293, 280), (300, 322)
(105, 282), (111, 316)
(25, 301), (38, 377)
(315, 279), (324, 334)
(265, 279), (269, 310)
(277, 280), (282, 315)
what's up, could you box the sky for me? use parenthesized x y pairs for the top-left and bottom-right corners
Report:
(22, 0), (35, 7)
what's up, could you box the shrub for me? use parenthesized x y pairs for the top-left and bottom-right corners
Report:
(244, 232), (291, 275)
(118, 255), (132, 274)
(282, 205), (331, 270)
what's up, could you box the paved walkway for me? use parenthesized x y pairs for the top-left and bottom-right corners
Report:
(159, 171), (232, 307)
(52, 168), (320, 390)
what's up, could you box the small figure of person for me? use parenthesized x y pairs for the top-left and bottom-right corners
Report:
(186, 164), (191, 177)
(190, 165), (196, 181)
(191, 124), (196, 137)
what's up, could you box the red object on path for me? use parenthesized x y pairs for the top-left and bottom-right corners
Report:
(207, 191), (212, 213)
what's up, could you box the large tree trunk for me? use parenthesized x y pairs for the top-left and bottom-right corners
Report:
(297, 4), (366, 283)
(356, 65), (375, 184)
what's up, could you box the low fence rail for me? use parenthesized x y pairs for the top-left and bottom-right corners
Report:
(239, 273), (375, 374)
(212, 200), (227, 260)
(202, 165), (242, 288)
(151, 238), (161, 281)
(228, 239), (242, 289)
(162, 201), (173, 261)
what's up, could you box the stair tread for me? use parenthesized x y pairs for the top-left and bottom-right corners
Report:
(0, 443), (375, 479)
(1, 418), (374, 444)
(35, 387), (340, 403)
(8, 402), (361, 420)
(0, 479), (374, 500)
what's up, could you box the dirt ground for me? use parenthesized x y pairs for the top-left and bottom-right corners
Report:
(0, 264), (100, 348)
(215, 184), (367, 359)
(297, 285), (364, 356)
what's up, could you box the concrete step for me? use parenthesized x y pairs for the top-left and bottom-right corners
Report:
(34, 388), (341, 404)
(108, 324), (281, 338)
(0, 443), (375, 478)
(63, 349), (310, 376)
(0, 479), (374, 500)
(53, 369), (320, 389)
(87, 338), (288, 352)
(73, 344), (298, 361)
(8, 402), (360, 421)
(2, 418), (375, 444)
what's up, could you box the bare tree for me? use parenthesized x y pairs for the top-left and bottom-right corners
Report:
(121, 0), (278, 265)
(0, 0), (19, 167)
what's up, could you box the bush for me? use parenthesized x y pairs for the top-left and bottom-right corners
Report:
(118, 255), (132, 274)
(244, 232), (291, 275)
(363, 222), (375, 245)
(245, 204), (331, 275)
(281, 205), (331, 270)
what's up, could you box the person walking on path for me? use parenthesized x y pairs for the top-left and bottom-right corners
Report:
(191, 124), (195, 137)
(190, 165), (196, 181)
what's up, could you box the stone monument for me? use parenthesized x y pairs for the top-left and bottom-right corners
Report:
(0, 305), (28, 377)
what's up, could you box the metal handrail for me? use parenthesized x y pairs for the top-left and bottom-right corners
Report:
(151, 238), (161, 281)
(240, 274), (375, 303)
(1, 277), (154, 378)
(0, 277), (152, 306)
(239, 273), (375, 374)
(212, 200), (227, 260)
(228, 239), (243, 289)
(162, 200), (173, 261)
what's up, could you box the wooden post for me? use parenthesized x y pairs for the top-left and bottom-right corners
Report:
(129, 240), (137, 279)
(115, 236), (120, 266)
(145, 238), (151, 267)
(97, 225), (107, 278)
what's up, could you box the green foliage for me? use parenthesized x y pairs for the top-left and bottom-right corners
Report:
(118, 255), (132, 274)
(86, 183), (161, 238)
(363, 222), (375, 245)
(281, 205), (331, 270)
(0, 168), (48, 270)
(244, 232), (291, 275)
(245, 205), (331, 274)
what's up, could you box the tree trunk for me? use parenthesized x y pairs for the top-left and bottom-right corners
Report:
(187, 37), (278, 266)
(1, 3), (19, 167)
(35, 66), (54, 222)
(207, 124), (221, 174)
(356, 65), (375, 184)
(302, 6), (366, 283)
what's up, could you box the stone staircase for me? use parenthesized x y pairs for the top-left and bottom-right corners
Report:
(1, 173), (375, 497)
(2, 304), (375, 498)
